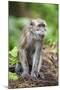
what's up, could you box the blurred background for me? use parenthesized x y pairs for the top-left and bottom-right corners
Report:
(9, 2), (58, 50)
(8, 1), (58, 80)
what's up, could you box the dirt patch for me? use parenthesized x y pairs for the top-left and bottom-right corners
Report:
(8, 45), (58, 89)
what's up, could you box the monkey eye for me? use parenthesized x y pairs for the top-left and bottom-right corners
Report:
(38, 24), (45, 27)
(30, 22), (34, 26)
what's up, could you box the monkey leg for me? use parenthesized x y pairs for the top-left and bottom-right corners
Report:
(20, 49), (29, 78)
(31, 47), (41, 79)
(37, 54), (45, 79)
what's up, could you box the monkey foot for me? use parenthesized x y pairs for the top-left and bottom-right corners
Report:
(31, 71), (45, 80)
(21, 72), (31, 80)
(38, 72), (45, 80)
(31, 72), (38, 80)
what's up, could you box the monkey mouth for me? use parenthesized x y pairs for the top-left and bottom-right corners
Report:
(41, 34), (44, 38)
(38, 34), (44, 38)
(35, 34), (44, 40)
(34, 30), (45, 38)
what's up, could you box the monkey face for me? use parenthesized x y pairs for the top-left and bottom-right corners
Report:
(30, 19), (47, 40)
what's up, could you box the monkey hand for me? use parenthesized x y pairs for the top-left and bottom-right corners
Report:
(21, 72), (30, 80)
(31, 71), (45, 80)
(31, 71), (38, 80)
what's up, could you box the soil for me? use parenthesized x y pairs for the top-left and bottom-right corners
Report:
(8, 44), (58, 89)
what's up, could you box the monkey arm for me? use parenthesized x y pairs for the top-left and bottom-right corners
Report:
(31, 44), (41, 78)
(37, 52), (42, 73)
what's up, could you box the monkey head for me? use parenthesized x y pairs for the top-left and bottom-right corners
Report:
(29, 19), (47, 40)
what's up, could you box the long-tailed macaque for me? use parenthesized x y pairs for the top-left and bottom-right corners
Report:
(15, 19), (47, 79)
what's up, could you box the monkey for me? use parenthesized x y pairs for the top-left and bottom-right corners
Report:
(15, 19), (47, 79)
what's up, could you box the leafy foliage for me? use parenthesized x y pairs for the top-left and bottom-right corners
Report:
(9, 72), (18, 80)
(9, 17), (29, 50)
(9, 47), (18, 65)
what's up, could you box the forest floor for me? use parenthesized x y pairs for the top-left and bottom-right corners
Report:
(8, 44), (58, 89)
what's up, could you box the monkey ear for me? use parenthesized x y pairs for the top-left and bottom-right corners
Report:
(30, 20), (35, 26)
(30, 22), (34, 26)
